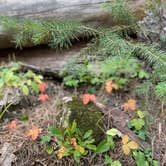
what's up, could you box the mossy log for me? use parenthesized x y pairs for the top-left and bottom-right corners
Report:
(0, 0), (146, 49)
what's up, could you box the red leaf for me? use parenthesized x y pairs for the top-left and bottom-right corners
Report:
(82, 94), (96, 105)
(38, 94), (49, 102)
(37, 82), (47, 93)
(26, 126), (41, 140)
(83, 94), (90, 105)
(7, 120), (17, 129)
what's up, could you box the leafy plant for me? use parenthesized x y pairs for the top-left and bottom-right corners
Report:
(41, 121), (96, 163)
(95, 128), (118, 154)
(0, 62), (42, 96)
(128, 110), (149, 141)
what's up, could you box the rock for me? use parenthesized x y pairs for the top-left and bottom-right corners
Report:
(0, 143), (17, 166)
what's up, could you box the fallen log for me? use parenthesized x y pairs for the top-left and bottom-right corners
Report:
(0, 0), (146, 49)
(93, 100), (150, 149)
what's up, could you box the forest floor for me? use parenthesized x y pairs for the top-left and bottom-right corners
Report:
(0, 78), (165, 166)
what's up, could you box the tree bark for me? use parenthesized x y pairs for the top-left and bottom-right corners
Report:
(0, 0), (146, 49)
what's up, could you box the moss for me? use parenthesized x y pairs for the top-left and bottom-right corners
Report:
(67, 97), (103, 142)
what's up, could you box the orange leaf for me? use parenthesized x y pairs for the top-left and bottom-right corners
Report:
(105, 80), (119, 93)
(122, 144), (131, 155)
(127, 141), (139, 149)
(123, 99), (137, 111)
(7, 120), (17, 129)
(83, 94), (90, 105)
(38, 94), (49, 102)
(122, 135), (129, 145)
(26, 126), (41, 140)
(37, 82), (47, 93)
(89, 94), (96, 101)
(82, 94), (96, 105)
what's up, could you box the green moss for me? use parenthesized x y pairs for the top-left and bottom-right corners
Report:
(67, 97), (104, 142)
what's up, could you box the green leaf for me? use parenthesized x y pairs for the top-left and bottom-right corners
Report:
(130, 118), (145, 130)
(138, 130), (148, 141)
(31, 82), (39, 93)
(71, 121), (77, 134)
(152, 160), (160, 166)
(106, 128), (118, 136)
(133, 151), (149, 166)
(111, 160), (122, 166)
(73, 150), (81, 163)
(137, 110), (145, 119)
(41, 135), (51, 144)
(86, 144), (96, 151)
(48, 126), (62, 140)
(22, 85), (29, 95)
(83, 130), (93, 139)
(104, 155), (112, 165)
(138, 70), (149, 79)
(19, 114), (29, 121)
(45, 146), (53, 155)
(95, 140), (111, 154)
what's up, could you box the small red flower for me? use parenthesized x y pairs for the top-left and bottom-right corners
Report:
(37, 82), (47, 93)
(38, 94), (49, 102)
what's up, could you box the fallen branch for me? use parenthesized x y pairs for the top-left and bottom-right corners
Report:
(93, 100), (150, 149)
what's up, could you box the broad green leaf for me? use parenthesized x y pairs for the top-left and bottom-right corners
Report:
(106, 128), (118, 136)
(31, 82), (39, 93)
(95, 140), (111, 154)
(133, 151), (149, 166)
(83, 130), (93, 139)
(73, 150), (81, 163)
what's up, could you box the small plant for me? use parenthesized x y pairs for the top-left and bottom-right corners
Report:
(128, 110), (148, 141)
(133, 149), (160, 166)
(95, 128), (119, 154)
(104, 155), (122, 166)
(41, 121), (96, 163)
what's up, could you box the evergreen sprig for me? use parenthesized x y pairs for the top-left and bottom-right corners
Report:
(0, 16), (98, 49)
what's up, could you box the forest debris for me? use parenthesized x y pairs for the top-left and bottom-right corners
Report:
(93, 100), (150, 149)
(0, 142), (17, 166)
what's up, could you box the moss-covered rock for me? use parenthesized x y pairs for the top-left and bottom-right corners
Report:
(67, 97), (104, 142)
